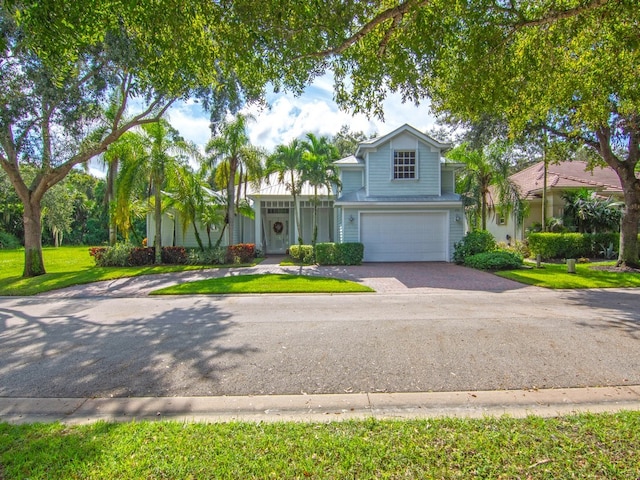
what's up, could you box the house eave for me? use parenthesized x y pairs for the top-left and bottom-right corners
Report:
(335, 201), (463, 207)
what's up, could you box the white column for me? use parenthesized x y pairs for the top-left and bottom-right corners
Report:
(254, 199), (263, 254)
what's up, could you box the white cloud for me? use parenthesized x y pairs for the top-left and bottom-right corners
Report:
(165, 74), (441, 154)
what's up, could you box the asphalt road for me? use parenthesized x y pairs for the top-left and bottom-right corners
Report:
(1, 287), (639, 398)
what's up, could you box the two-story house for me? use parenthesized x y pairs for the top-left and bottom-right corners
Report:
(332, 124), (465, 261)
(149, 124), (466, 261)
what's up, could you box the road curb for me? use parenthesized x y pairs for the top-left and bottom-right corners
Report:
(2, 385), (640, 424)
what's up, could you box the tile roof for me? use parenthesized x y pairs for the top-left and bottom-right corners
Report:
(511, 160), (623, 199)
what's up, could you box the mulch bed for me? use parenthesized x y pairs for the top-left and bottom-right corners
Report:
(589, 265), (640, 273)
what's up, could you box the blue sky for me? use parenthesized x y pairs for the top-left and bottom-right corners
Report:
(90, 74), (439, 177)
(166, 74), (439, 153)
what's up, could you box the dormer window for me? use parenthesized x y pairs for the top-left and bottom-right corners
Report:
(393, 150), (417, 179)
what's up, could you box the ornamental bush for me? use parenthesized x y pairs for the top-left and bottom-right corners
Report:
(527, 233), (624, 259)
(289, 244), (315, 264)
(188, 247), (228, 265)
(161, 246), (187, 264)
(464, 250), (523, 270)
(315, 242), (337, 265)
(453, 230), (496, 264)
(227, 243), (255, 264)
(335, 242), (364, 265)
(0, 231), (21, 249)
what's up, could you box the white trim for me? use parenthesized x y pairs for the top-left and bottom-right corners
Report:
(335, 201), (462, 207)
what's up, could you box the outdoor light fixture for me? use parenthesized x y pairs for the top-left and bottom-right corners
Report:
(455, 215), (461, 222)
(348, 215), (355, 223)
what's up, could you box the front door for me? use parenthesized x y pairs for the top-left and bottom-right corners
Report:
(266, 215), (289, 254)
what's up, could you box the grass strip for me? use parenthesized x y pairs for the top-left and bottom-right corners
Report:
(0, 247), (249, 296)
(151, 273), (374, 294)
(496, 261), (640, 289)
(1, 413), (639, 478)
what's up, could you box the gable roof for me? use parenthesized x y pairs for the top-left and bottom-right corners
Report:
(355, 124), (452, 158)
(511, 160), (623, 199)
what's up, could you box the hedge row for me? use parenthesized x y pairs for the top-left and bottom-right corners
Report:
(90, 244), (256, 267)
(289, 242), (364, 265)
(527, 233), (630, 259)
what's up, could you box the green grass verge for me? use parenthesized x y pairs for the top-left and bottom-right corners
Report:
(151, 273), (374, 294)
(0, 247), (250, 296)
(496, 261), (640, 289)
(1, 413), (639, 478)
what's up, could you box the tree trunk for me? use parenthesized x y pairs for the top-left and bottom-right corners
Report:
(23, 200), (46, 277)
(227, 159), (237, 248)
(153, 182), (162, 264)
(616, 169), (640, 268)
(596, 128), (640, 268)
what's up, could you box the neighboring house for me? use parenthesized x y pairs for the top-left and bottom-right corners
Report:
(149, 124), (466, 262)
(487, 160), (625, 243)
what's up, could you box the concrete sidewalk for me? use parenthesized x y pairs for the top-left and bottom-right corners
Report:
(3, 385), (640, 424)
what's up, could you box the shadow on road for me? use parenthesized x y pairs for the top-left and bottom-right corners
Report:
(0, 297), (257, 398)
(562, 289), (640, 339)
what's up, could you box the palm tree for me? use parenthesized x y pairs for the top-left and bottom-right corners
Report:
(449, 142), (523, 231)
(117, 119), (198, 263)
(102, 131), (143, 245)
(266, 139), (305, 250)
(168, 164), (208, 251)
(205, 114), (262, 246)
(301, 133), (341, 252)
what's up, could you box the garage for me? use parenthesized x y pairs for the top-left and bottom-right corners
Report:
(360, 211), (448, 262)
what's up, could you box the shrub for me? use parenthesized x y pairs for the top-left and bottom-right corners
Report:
(188, 247), (228, 265)
(464, 250), (523, 270)
(94, 243), (134, 267)
(315, 242), (337, 265)
(289, 244), (315, 264)
(161, 246), (187, 264)
(128, 247), (155, 266)
(453, 230), (496, 264)
(0, 231), (21, 249)
(527, 233), (620, 259)
(227, 243), (255, 264)
(89, 246), (107, 263)
(335, 242), (364, 265)
(498, 240), (531, 259)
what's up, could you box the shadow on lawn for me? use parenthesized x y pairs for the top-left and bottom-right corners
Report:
(0, 297), (257, 398)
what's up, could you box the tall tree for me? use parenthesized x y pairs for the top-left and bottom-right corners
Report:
(301, 133), (341, 252)
(266, 139), (305, 250)
(204, 114), (261, 246)
(0, 1), (269, 276)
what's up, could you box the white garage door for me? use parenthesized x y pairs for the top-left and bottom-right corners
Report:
(360, 212), (448, 262)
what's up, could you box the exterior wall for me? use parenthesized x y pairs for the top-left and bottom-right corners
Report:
(449, 207), (466, 259)
(366, 134), (441, 197)
(340, 169), (364, 194)
(146, 213), (175, 247)
(441, 169), (455, 194)
(341, 208), (361, 243)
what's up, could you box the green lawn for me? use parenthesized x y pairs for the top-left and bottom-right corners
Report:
(496, 261), (640, 289)
(0, 247), (230, 296)
(1, 413), (639, 479)
(151, 273), (374, 294)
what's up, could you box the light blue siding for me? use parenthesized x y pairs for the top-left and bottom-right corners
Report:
(340, 169), (364, 194)
(342, 208), (360, 242)
(366, 140), (441, 196)
(448, 208), (465, 260)
(441, 169), (455, 195)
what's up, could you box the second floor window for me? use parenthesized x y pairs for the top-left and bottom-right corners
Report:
(393, 150), (417, 179)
